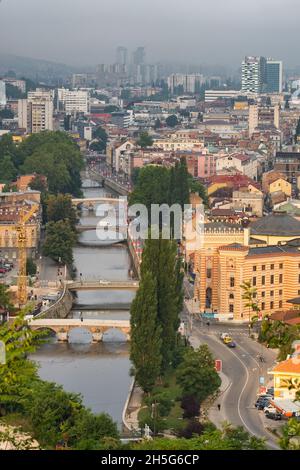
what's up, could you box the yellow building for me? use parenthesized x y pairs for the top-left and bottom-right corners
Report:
(269, 357), (300, 401)
(269, 178), (292, 197)
(192, 213), (300, 320)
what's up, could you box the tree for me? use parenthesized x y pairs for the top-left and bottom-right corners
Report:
(171, 159), (190, 210)
(166, 115), (178, 128)
(91, 127), (108, 152)
(0, 109), (14, 119)
(0, 284), (13, 311)
(154, 118), (161, 130)
(241, 280), (260, 336)
(0, 155), (17, 183)
(46, 194), (77, 229)
(137, 131), (153, 148)
(130, 271), (162, 392)
(26, 258), (37, 276)
(129, 165), (170, 214)
(141, 237), (181, 370)
(0, 310), (45, 413)
(19, 131), (84, 196)
(67, 409), (119, 449)
(43, 220), (77, 266)
(29, 174), (48, 193)
(181, 395), (200, 419)
(177, 346), (221, 402)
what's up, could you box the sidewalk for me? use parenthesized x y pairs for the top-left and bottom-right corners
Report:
(207, 372), (231, 428)
(123, 384), (144, 432)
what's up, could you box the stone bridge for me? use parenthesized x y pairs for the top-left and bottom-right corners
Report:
(67, 280), (139, 291)
(29, 318), (131, 342)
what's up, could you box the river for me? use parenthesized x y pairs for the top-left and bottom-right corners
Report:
(31, 182), (133, 426)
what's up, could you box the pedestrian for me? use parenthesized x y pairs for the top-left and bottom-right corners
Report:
(217, 404), (221, 411)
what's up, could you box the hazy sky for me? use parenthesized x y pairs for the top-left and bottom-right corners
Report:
(0, 0), (299, 68)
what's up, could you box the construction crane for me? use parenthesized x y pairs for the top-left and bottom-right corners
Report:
(15, 204), (39, 306)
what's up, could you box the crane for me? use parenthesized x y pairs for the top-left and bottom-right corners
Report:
(15, 204), (39, 306)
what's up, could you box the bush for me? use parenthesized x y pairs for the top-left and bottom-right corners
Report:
(181, 395), (200, 419)
(179, 419), (204, 439)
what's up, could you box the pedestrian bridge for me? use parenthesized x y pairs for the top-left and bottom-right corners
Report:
(28, 318), (131, 342)
(66, 280), (139, 291)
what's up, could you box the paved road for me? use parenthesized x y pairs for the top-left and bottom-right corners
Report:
(189, 320), (279, 449)
(182, 277), (280, 449)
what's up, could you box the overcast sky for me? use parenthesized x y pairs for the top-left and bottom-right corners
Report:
(0, 0), (299, 68)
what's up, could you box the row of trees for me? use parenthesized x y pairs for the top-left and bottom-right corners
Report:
(130, 236), (183, 391)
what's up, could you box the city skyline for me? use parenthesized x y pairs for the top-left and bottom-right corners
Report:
(0, 0), (299, 69)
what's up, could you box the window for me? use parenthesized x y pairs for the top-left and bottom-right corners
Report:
(252, 277), (257, 286)
(279, 290), (283, 296)
(229, 304), (234, 313)
(261, 291), (265, 298)
(270, 291), (274, 297)
(262, 276), (265, 286)
(230, 277), (235, 287)
(279, 300), (283, 308)
(262, 265), (266, 271)
(229, 293), (234, 300)
(279, 263), (283, 269)
(279, 274), (283, 283)
(271, 264), (274, 270)
(207, 268), (212, 279)
(261, 302), (265, 310)
(270, 275), (274, 284)
(253, 266), (257, 272)
(270, 301), (274, 310)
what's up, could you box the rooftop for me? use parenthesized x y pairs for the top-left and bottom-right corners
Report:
(250, 212), (300, 236)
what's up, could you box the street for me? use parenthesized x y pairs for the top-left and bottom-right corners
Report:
(182, 278), (280, 449)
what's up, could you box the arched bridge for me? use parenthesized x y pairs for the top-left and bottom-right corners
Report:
(72, 197), (127, 207)
(67, 280), (139, 291)
(29, 318), (131, 342)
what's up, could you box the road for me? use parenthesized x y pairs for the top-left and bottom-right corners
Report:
(182, 278), (280, 449)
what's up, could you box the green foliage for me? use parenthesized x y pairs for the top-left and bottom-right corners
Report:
(26, 258), (37, 276)
(91, 127), (108, 152)
(0, 284), (13, 311)
(19, 131), (84, 196)
(104, 105), (119, 113)
(43, 220), (77, 266)
(130, 271), (162, 392)
(0, 155), (17, 183)
(132, 425), (266, 450)
(188, 177), (208, 205)
(259, 319), (300, 361)
(0, 310), (45, 412)
(46, 193), (77, 228)
(280, 418), (300, 450)
(166, 115), (179, 128)
(29, 174), (48, 193)
(177, 345), (221, 402)
(141, 237), (181, 370)
(170, 159), (190, 209)
(0, 109), (14, 119)
(137, 131), (153, 148)
(5, 84), (25, 100)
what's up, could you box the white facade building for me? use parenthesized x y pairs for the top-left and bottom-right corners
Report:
(0, 81), (7, 106)
(57, 88), (90, 114)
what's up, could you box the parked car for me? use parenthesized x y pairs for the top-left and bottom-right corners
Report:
(255, 398), (270, 410)
(265, 410), (282, 421)
(264, 406), (277, 414)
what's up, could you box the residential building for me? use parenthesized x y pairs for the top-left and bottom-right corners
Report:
(2, 78), (26, 93)
(248, 104), (280, 136)
(111, 111), (134, 129)
(216, 153), (259, 180)
(274, 149), (300, 186)
(168, 74), (204, 94)
(18, 90), (54, 133)
(57, 88), (89, 114)
(241, 56), (266, 94)
(116, 46), (128, 65)
(0, 80), (6, 106)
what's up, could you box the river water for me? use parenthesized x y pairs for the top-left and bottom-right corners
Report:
(31, 182), (133, 426)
